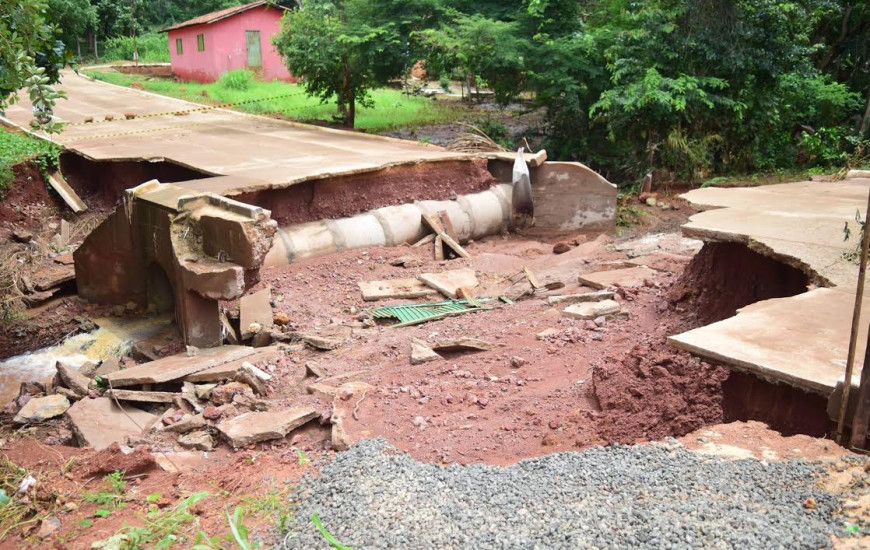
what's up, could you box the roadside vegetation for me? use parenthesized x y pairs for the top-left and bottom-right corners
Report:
(84, 68), (463, 132)
(0, 128), (61, 193)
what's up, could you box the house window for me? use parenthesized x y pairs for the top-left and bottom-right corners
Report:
(197, 34), (205, 52)
(176, 38), (183, 55)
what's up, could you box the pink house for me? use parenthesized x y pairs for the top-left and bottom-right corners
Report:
(162, 1), (294, 83)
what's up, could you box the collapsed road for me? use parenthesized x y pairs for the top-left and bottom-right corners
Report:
(0, 70), (868, 548)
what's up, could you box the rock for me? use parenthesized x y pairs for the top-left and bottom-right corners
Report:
(536, 328), (561, 340)
(202, 405), (222, 420)
(429, 338), (494, 353)
(210, 382), (254, 405)
(235, 367), (267, 396)
(106, 389), (178, 403)
(13, 394), (70, 424)
(410, 339), (442, 365)
(55, 387), (81, 401)
(306, 382), (341, 400)
(194, 384), (217, 400)
(553, 242), (571, 254)
(302, 333), (346, 351)
(35, 517), (61, 539)
(185, 347), (281, 383)
(563, 300), (621, 320)
(177, 430), (215, 451)
(510, 356), (528, 369)
(274, 312), (291, 325)
(594, 316), (607, 327)
(32, 264), (75, 292)
(66, 397), (158, 451)
(216, 408), (318, 448)
(56, 362), (91, 396)
(240, 288), (273, 340)
(645, 197), (657, 207)
(418, 268), (479, 299)
(11, 229), (34, 243)
(389, 256), (424, 269)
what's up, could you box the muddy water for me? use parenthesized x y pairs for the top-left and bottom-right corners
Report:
(0, 315), (174, 403)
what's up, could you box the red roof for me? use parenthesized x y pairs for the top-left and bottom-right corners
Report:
(160, 1), (290, 33)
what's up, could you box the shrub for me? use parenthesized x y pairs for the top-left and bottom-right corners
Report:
(103, 32), (170, 63)
(219, 69), (254, 91)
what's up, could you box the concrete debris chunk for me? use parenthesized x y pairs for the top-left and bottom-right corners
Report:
(32, 264), (75, 292)
(410, 339), (442, 365)
(306, 382), (341, 400)
(106, 389), (178, 403)
(578, 266), (658, 289)
(547, 290), (615, 306)
(317, 370), (370, 387)
(194, 383), (218, 400)
(185, 347), (280, 383)
(358, 278), (439, 301)
(106, 346), (256, 387)
(302, 332), (347, 351)
(165, 414), (207, 434)
(330, 382), (373, 452)
(216, 407), (318, 448)
(389, 256), (423, 269)
(177, 430), (214, 451)
(536, 328), (561, 340)
(418, 268), (479, 299)
(562, 299), (621, 320)
(235, 366), (267, 396)
(56, 362), (91, 396)
(428, 338), (495, 353)
(13, 394), (70, 424)
(66, 397), (158, 451)
(240, 288), (273, 340)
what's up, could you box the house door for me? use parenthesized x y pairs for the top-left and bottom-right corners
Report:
(245, 30), (262, 68)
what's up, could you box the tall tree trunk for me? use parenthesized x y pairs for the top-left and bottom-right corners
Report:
(817, 6), (852, 73)
(860, 88), (870, 137)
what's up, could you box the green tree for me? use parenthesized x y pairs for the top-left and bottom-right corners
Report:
(48, 0), (97, 56)
(1, 0), (67, 132)
(273, 0), (441, 128)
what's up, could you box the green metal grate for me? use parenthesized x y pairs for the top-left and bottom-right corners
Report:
(369, 298), (492, 327)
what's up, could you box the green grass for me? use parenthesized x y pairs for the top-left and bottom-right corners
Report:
(83, 69), (464, 132)
(0, 128), (61, 192)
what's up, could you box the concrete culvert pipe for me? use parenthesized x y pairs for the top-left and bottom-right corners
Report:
(263, 184), (513, 266)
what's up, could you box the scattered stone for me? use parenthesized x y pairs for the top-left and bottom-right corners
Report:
(217, 408), (318, 448)
(235, 367), (267, 396)
(56, 362), (91, 396)
(11, 229), (34, 243)
(594, 316), (607, 327)
(389, 256), (423, 269)
(13, 394), (70, 424)
(410, 339), (442, 365)
(165, 414), (207, 434)
(562, 300), (621, 320)
(194, 384), (217, 400)
(510, 356), (529, 369)
(240, 288), (273, 340)
(177, 430), (215, 451)
(302, 333), (346, 351)
(307, 383), (341, 401)
(186, 347), (281, 383)
(202, 405), (222, 420)
(274, 312), (291, 325)
(66, 397), (158, 451)
(210, 381), (254, 405)
(553, 242), (571, 254)
(547, 290), (615, 306)
(359, 278), (438, 301)
(536, 328), (561, 340)
(418, 268), (479, 299)
(35, 517), (60, 539)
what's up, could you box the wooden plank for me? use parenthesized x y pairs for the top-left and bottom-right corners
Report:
(413, 234), (435, 247)
(434, 235), (445, 261)
(107, 389), (178, 403)
(523, 266), (542, 289)
(47, 171), (87, 213)
(421, 213), (471, 259)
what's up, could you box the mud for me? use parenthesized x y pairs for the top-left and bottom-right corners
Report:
(0, 163), (65, 228)
(671, 241), (810, 325)
(235, 158), (497, 226)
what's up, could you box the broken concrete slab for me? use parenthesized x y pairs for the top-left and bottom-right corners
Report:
(66, 397), (158, 450)
(562, 300), (621, 320)
(428, 338), (495, 353)
(32, 264), (75, 292)
(106, 346), (256, 387)
(547, 290), (615, 306)
(106, 389), (178, 403)
(184, 347), (280, 383)
(13, 394), (70, 424)
(418, 268), (479, 299)
(48, 171), (87, 213)
(56, 362), (91, 396)
(165, 414), (207, 434)
(411, 339), (442, 365)
(216, 407), (318, 448)
(301, 331), (348, 351)
(240, 288), (273, 340)
(306, 382), (341, 400)
(578, 266), (657, 289)
(358, 278), (439, 301)
(316, 370), (370, 387)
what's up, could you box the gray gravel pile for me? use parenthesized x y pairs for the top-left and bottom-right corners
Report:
(280, 438), (847, 550)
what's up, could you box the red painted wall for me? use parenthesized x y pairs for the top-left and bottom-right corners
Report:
(167, 6), (293, 83)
